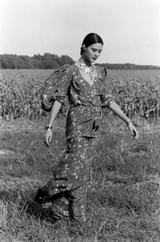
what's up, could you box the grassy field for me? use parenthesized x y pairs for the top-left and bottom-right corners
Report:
(0, 69), (160, 241)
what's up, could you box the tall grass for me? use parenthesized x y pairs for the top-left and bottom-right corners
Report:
(0, 69), (160, 121)
(0, 69), (160, 241)
(0, 117), (160, 241)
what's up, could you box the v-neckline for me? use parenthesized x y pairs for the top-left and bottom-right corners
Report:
(74, 64), (96, 87)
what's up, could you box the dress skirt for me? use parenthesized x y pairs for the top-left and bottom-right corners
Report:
(35, 135), (99, 223)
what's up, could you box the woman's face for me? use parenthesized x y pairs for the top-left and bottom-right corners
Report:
(83, 43), (103, 64)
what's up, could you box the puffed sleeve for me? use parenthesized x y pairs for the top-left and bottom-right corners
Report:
(41, 64), (73, 111)
(101, 67), (114, 107)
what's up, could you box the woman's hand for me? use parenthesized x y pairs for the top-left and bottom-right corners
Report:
(127, 121), (139, 140)
(44, 129), (53, 146)
(109, 102), (139, 139)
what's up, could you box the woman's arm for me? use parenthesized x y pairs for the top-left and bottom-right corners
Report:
(44, 100), (62, 146)
(47, 100), (62, 128)
(109, 102), (139, 139)
(109, 102), (130, 124)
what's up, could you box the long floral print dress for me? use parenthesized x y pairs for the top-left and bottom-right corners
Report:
(35, 64), (114, 223)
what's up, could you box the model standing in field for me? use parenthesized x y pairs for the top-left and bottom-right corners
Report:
(35, 33), (138, 223)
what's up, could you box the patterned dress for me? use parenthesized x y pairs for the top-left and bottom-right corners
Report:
(35, 64), (114, 223)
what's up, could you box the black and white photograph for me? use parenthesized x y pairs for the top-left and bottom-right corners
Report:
(0, 0), (160, 241)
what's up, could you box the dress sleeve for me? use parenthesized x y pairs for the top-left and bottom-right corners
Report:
(101, 67), (114, 107)
(41, 64), (72, 111)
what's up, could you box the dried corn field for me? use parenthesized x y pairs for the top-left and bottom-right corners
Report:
(0, 69), (160, 121)
(108, 70), (160, 121)
(0, 69), (52, 120)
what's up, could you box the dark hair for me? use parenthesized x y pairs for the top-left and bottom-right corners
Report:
(80, 33), (104, 55)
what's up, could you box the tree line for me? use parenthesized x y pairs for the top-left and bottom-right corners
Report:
(0, 53), (159, 70)
(97, 63), (160, 70)
(0, 53), (74, 69)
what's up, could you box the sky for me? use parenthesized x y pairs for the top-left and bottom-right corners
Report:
(0, 0), (160, 66)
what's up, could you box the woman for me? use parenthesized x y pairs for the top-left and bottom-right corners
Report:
(35, 33), (138, 223)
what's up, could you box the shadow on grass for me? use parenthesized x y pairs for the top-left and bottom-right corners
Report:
(0, 188), (59, 224)
(24, 200), (58, 223)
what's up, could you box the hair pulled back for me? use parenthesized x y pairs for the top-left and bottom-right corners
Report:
(80, 33), (104, 55)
